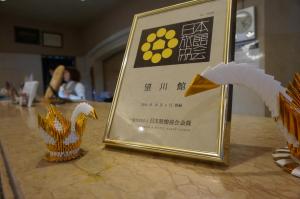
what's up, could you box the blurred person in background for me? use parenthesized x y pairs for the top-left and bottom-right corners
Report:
(0, 81), (12, 96)
(58, 68), (85, 100)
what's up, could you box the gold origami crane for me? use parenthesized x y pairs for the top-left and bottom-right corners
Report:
(185, 62), (300, 177)
(38, 102), (98, 162)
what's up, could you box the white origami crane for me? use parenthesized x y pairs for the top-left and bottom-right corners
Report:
(185, 62), (300, 177)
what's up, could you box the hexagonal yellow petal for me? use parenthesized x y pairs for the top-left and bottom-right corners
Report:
(152, 39), (165, 50)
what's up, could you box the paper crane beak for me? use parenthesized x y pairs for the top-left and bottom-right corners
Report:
(88, 109), (98, 119)
(184, 74), (220, 97)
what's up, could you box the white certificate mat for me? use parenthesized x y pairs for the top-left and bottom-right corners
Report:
(104, 0), (235, 163)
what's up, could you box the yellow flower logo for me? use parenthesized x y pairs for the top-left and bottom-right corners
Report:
(141, 27), (179, 64)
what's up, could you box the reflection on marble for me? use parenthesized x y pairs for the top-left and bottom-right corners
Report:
(0, 101), (299, 199)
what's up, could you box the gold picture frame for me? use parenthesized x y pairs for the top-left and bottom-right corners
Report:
(103, 0), (236, 164)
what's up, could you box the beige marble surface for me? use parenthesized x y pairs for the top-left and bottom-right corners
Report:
(0, 101), (299, 199)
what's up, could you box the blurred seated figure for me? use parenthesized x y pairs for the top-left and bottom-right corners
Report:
(58, 68), (85, 101)
(0, 81), (12, 96)
(0, 81), (20, 102)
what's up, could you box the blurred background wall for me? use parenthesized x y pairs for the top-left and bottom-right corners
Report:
(0, 0), (299, 116)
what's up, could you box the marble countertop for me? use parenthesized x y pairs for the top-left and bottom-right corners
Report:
(0, 101), (299, 199)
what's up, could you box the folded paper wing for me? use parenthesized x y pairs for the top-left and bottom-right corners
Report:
(184, 74), (220, 97)
(185, 62), (286, 117)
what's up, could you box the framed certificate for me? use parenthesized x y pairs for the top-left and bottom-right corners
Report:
(104, 0), (236, 164)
